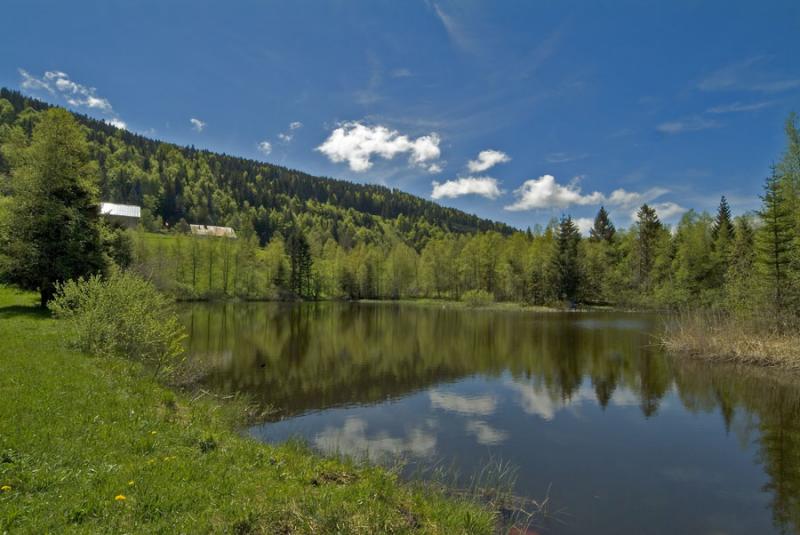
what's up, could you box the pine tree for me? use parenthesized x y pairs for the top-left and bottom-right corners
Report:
(552, 215), (581, 302)
(711, 196), (734, 287)
(0, 108), (105, 306)
(757, 168), (795, 311)
(589, 206), (616, 243)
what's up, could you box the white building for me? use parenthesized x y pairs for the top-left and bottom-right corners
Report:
(190, 224), (237, 239)
(100, 202), (141, 228)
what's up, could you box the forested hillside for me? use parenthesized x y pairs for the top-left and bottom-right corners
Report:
(0, 88), (512, 248)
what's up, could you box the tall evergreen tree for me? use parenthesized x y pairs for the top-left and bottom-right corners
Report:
(589, 206), (616, 243)
(712, 196), (733, 241)
(0, 108), (105, 306)
(552, 215), (581, 302)
(757, 168), (795, 311)
(635, 204), (662, 290)
(288, 230), (313, 298)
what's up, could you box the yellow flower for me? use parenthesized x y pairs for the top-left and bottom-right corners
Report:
(128, 480), (135, 486)
(150, 431), (157, 435)
(115, 495), (126, 501)
(0, 485), (11, 492)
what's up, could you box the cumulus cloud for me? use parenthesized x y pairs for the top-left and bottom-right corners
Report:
(505, 174), (603, 211)
(190, 118), (206, 132)
(650, 202), (687, 221)
(289, 121), (303, 130)
(504, 175), (671, 213)
(657, 116), (720, 134)
(431, 176), (501, 200)
(257, 141), (272, 155)
(19, 68), (127, 126)
(429, 391), (497, 416)
(313, 417), (436, 462)
(575, 217), (594, 236)
(467, 149), (510, 173)
(105, 118), (127, 130)
(317, 121), (442, 173)
(465, 420), (508, 446)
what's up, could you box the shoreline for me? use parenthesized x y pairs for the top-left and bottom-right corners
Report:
(0, 286), (496, 533)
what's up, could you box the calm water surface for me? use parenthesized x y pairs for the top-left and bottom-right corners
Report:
(182, 302), (800, 535)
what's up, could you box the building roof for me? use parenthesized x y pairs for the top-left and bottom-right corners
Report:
(190, 224), (237, 238)
(100, 202), (141, 218)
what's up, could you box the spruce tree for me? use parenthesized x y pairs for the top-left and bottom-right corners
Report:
(635, 204), (662, 290)
(288, 230), (312, 298)
(712, 196), (733, 241)
(757, 168), (795, 311)
(552, 215), (581, 302)
(1, 108), (105, 306)
(589, 206), (616, 242)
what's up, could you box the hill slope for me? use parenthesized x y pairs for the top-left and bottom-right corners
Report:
(0, 88), (512, 247)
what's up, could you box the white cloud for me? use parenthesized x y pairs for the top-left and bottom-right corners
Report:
(19, 68), (125, 123)
(504, 175), (671, 213)
(390, 68), (412, 78)
(289, 121), (303, 130)
(657, 116), (720, 134)
(465, 420), (508, 446)
(505, 174), (604, 211)
(706, 101), (774, 114)
(431, 176), (501, 200)
(429, 391), (497, 416)
(257, 141), (272, 155)
(545, 152), (588, 164)
(652, 202), (687, 221)
(575, 217), (594, 236)
(698, 57), (800, 94)
(105, 118), (127, 130)
(467, 149), (510, 173)
(190, 118), (206, 132)
(313, 417), (436, 462)
(278, 132), (293, 142)
(317, 121), (442, 173)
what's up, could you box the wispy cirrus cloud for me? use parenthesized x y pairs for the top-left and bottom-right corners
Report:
(317, 121), (442, 173)
(467, 149), (510, 173)
(656, 116), (720, 134)
(706, 101), (775, 114)
(698, 56), (800, 94)
(545, 152), (589, 164)
(431, 176), (501, 200)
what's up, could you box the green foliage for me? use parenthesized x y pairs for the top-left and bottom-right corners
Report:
(461, 289), (494, 307)
(0, 108), (105, 306)
(589, 206), (615, 242)
(0, 286), (493, 533)
(48, 272), (186, 377)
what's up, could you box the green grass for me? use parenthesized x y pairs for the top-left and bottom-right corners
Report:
(0, 286), (494, 533)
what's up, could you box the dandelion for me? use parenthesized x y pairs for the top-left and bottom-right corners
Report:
(1, 485), (11, 492)
(115, 494), (126, 501)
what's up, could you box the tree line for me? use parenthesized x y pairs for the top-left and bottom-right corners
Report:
(1, 93), (798, 321)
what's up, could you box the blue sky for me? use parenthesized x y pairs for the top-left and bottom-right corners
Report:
(2, 0), (799, 231)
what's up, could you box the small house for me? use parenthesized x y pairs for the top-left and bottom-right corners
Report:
(100, 202), (141, 229)
(190, 224), (237, 239)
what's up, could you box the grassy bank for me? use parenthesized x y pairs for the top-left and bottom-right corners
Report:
(662, 311), (800, 371)
(0, 286), (494, 533)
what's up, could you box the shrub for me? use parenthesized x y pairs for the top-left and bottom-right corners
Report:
(461, 289), (494, 308)
(49, 271), (186, 376)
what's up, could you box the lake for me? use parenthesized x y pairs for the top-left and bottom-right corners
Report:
(182, 302), (800, 535)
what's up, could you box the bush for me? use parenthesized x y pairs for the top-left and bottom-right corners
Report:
(461, 289), (494, 308)
(49, 271), (186, 376)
